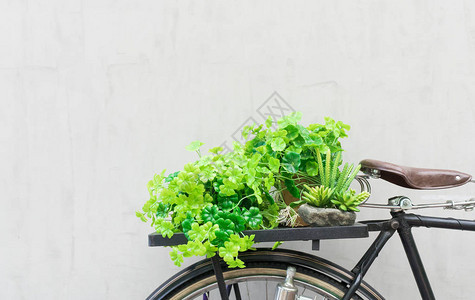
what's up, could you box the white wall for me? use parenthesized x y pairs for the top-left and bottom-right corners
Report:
(2, 1), (475, 299)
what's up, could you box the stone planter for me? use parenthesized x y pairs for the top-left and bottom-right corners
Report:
(297, 204), (356, 227)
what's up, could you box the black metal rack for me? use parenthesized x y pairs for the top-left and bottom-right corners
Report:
(149, 223), (369, 249)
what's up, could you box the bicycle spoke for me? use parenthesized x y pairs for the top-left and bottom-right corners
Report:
(175, 272), (352, 300)
(246, 280), (250, 300)
(265, 279), (268, 300)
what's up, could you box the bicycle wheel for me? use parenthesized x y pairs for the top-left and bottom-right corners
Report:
(147, 248), (384, 300)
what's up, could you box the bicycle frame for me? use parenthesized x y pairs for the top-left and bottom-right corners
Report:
(204, 210), (475, 300)
(344, 211), (475, 300)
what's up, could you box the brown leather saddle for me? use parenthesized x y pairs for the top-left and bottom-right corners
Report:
(360, 159), (472, 190)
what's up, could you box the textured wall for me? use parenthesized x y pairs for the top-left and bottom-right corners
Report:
(2, 1), (475, 299)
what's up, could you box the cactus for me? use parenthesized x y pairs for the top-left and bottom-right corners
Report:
(298, 149), (369, 211)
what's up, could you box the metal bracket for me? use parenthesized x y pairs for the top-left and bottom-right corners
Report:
(311, 240), (320, 250)
(210, 255), (229, 300)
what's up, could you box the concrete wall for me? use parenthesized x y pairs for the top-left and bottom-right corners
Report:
(2, 1), (475, 299)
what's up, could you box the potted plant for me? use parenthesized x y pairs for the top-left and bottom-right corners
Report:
(289, 148), (370, 226)
(240, 112), (353, 226)
(136, 112), (367, 267)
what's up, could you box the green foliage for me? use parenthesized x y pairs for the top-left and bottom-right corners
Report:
(272, 241), (283, 250)
(186, 140), (205, 152)
(137, 138), (280, 268)
(332, 190), (370, 212)
(299, 148), (369, 211)
(137, 112), (360, 267)
(241, 112), (351, 206)
(284, 178), (300, 198)
(300, 185), (335, 208)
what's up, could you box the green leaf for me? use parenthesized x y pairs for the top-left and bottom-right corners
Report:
(268, 157), (280, 173)
(181, 219), (192, 234)
(201, 205), (219, 223)
(209, 146), (223, 154)
(265, 116), (273, 128)
(178, 241), (206, 257)
(218, 194), (238, 211)
(227, 211), (246, 232)
(342, 164), (361, 191)
(170, 247), (184, 266)
(282, 151), (301, 174)
(219, 241), (240, 262)
(155, 203), (170, 218)
(243, 207), (263, 229)
(241, 125), (251, 139)
(165, 171), (180, 183)
(306, 161), (319, 176)
(190, 240), (207, 256)
(284, 179), (300, 198)
(330, 152), (341, 187)
(160, 221), (175, 238)
(203, 241), (218, 257)
(242, 234), (256, 250)
(305, 134), (324, 148)
(316, 149), (325, 185)
(284, 125), (299, 140)
(199, 166), (215, 183)
(219, 184), (236, 197)
(187, 222), (216, 241)
(256, 166), (270, 174)
(136, 211), (147, 222)
(185, 141), (204, 152)
(271, 137), (286, 151)
(292, 136), (305, 148)
(218, 197), (234, 211)
(216, 218), (235, 232)
(277, 111), (302, 129)
(289, 200), (306, 208)
(247, 153), (261, 169)
(250, 183), (263, 204)
(335, 163), (349, 192)
(324, 149), (331, 186)
(226, 258), (245, 268)
(264, 190), (275, 205)
(302, 185), (335, 208)
(272, 241), (283, 250)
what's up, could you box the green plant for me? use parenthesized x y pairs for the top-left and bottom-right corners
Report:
(300, 185), (335, 207)
(291, 148), (370, 211)
(136, 141), (281, 268)
(137, 112), (359, 267)
(332, 189), (370, 212)
(241, 112), (351, 202)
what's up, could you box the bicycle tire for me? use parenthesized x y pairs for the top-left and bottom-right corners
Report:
(147, 248), (384, 300)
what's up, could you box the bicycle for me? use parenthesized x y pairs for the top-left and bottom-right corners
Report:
(145, 159), (475, 300)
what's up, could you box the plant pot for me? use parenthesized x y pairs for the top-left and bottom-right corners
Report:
(282, 189), (309, 227)
(297, 204), (356, 227)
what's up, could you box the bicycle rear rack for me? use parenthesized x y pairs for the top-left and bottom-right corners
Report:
(149, 224), (369, 300)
